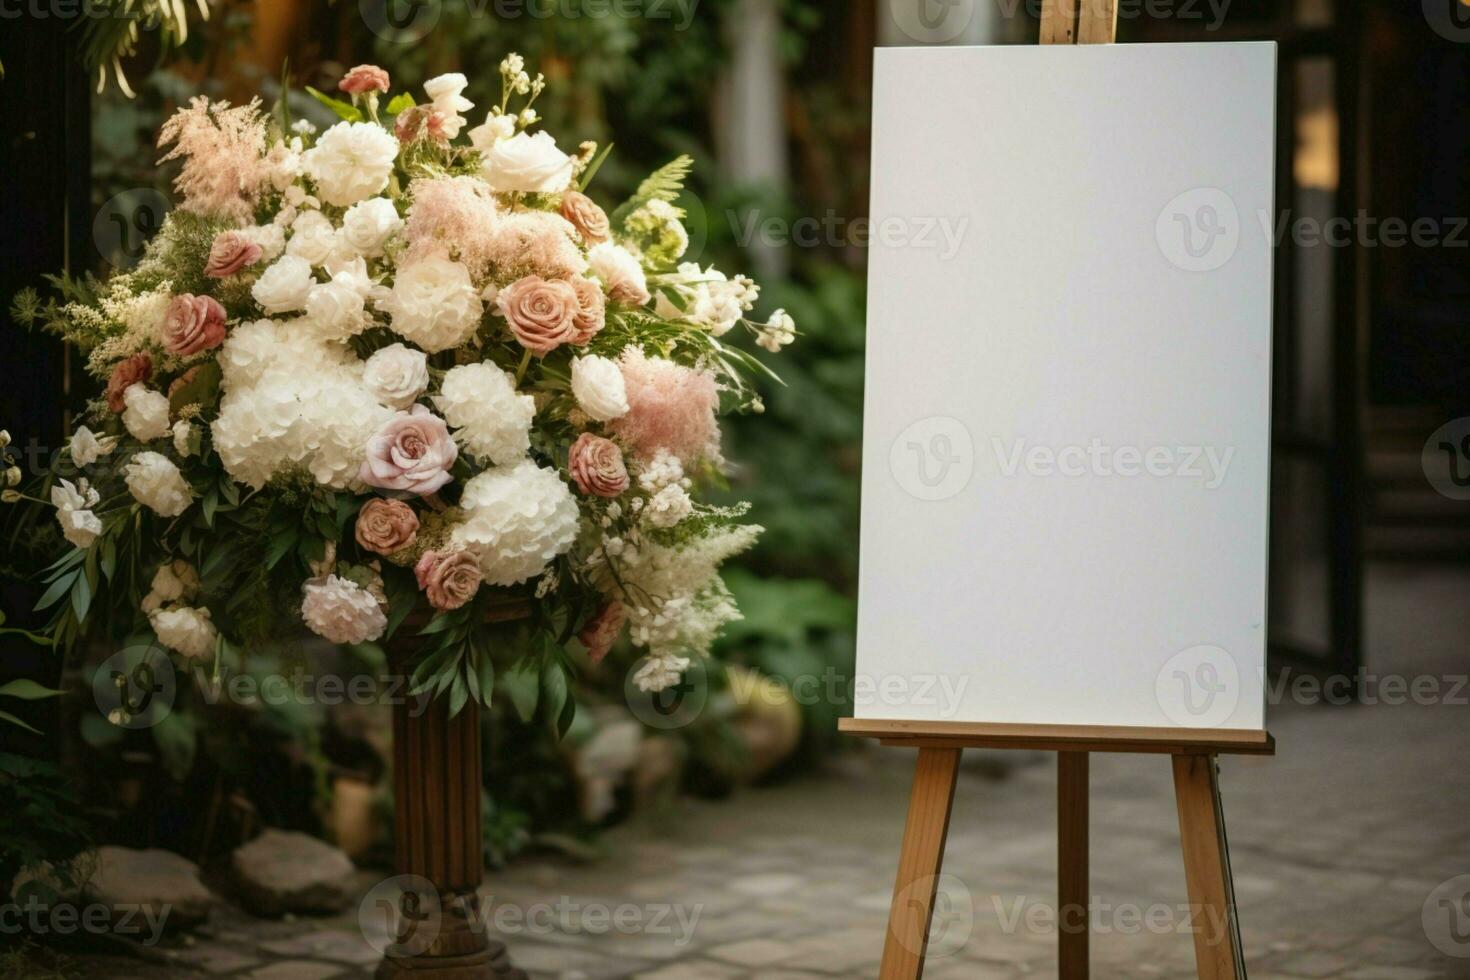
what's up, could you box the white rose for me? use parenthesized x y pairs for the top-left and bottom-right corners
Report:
(149, 606), (217, 660)
(304, 273), (368, 340)
(424, 72), (474, 140)
(50, 478), (102, 549)
(468, 113), (517, 152)
(571, 354), (630, 422)
(252, 254), (315, 314)
(124, 451), (192, 517)
(480, 131), (574, 194)
(141, 558), (199, 613)
(341, 197), (402, 257)
(304, 121), (399, 207)
(243, 223), (286, 261)
(301, 574), (387, 645)
(121, 385), (172, 442)
(362, 343), (430, 409)
(69, 425), (114, 467)
(380, 253), (483, 353)
(587, 242), (651, 306)
(286, 210), (341, 266)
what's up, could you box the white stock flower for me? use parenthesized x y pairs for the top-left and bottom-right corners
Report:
(424, 73), (473, 139)
(756, 308), (796, 352)
(69, 425), (114, 467)
(570, 355), (629, 422)
(50, 478), (102, 549)
(452, 461), (579, 586)
(149, 606), (217, 660)
(479, 131), (574, 194)
(252, 254), (315, 314)
(433, 362), (534, 465)
(286, 210), (342, 266)
(341, 197), (402, 257)
(362, 343), (429, 409)
(121, 385), (171, 442)
(380, 253), (483, 353)
(301, 574), (386, 644)
(123, 451), (192, 517)
(654, 263), (758, 336)
(304, 121), (399, 207)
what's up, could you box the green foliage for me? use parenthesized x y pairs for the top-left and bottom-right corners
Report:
(0, 753), (92, 895)
(610, 154), (694, 228)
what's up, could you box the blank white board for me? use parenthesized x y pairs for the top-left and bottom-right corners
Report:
(856, 43), (1277, 731)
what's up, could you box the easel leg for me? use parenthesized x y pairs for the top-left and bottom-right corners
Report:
(879, 747), (962, 980)
(1058, 752), (1089, 980)
(1172, 754), (1244, 980)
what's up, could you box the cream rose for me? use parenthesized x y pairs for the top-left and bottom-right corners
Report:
(301, 574), (387, 644)
(150, 606), (217, 660)
(124, 451), (192, 517)
(587, 242), (651, 306)
(570, 355), (629, 422)
(286, 210), (341, 266)
(480, 131), (574, 194)
(304, 121), (399, 207)
(362, 343), (430, 409)
(122, 385), (171, 443)
(341, 197), (402, 257)
(252, 254), (315, 314)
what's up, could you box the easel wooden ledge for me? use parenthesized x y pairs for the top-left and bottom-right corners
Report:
(849, 3), (1275, 978)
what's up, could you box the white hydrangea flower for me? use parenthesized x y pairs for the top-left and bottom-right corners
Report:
(340, 197), (402, 257)
(252, 254), (315, 314)
(149, 606), (217, 660)
(123, 451), (192, 517)
(121, 385), (171, 443)
(570, 354), (629, 422)
(434, 362), (534, 465)
(362, 343), (429, 409)
(452, 461), (579, 587)
(50, 478), (102, 549)
(480, 131), (574, 194)
(303, 121), (399, 207)
(301, 574), (386, 644)
(380, 253), (483, 353)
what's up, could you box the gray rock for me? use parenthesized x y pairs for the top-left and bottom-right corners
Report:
(82, 846), (213, 930)
(231, 829), (356, 917)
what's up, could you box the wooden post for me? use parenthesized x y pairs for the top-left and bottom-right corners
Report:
(879, 747), (962, 980)
(1057, 752), (1089, 979)
(1172, 754), (1243, 980)
(378, 629), (529, 980)
(1041, 0), (1119, 44)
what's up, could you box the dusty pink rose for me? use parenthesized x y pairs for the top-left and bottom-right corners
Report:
(359, 405), (459, 497)
(578, 601), (625, 664)
(569, 276), (606, 345)
(568, 432), (629, 498)
(355, 498), (420, 555)
(203, 231), (263, 278)
(414, 550), (482, 611)
(106, 354), (153, 413)
(339, 64), (391, 95)
(393, 106), (448, 144)
(559, 191), (610, 245)
(497, 275), (580, 356)
(161, 294), (228, 357)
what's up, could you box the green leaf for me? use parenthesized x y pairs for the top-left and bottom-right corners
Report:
(0, 680), (65, 701)
(611, 154), (693, 228)
(305, 86), (364, 122)
(167, 360), (222, 416)
(476, 650), (495, 706)
(500, 668), (539, 724)
(153, 710), (198, 781)
(578, 142), (614, 192)
(448, 673), (468, 718)
(385, 92), (415, 115)
(0, 709), (40, 734)
(33, 570), (78, 611)
(99, 535), (117, 582)
(541, 660), (568, 736)
(202, 489), (218, 528)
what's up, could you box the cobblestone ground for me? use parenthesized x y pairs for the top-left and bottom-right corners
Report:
(40, 564), (1470, 979)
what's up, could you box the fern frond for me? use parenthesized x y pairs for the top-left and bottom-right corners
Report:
(610, 155), (694, 228)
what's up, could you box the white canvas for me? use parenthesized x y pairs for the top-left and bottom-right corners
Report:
(856, 43), (1276, 731)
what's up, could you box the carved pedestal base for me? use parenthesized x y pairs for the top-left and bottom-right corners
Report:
(378, 681), (526, 980)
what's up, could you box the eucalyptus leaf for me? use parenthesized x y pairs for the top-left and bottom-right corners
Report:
(0, 680), (65, 700)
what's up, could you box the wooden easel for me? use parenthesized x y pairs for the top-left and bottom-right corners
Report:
(846, 10), (1275, 980)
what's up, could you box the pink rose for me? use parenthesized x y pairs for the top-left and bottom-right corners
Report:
(497, 275), (580, 356)
(578, 601), (625, 664)
(559, 191), (610, 245)
(359, 405), (458, 497)
(569, 276), (606, 345)
(393, 106), (448, 144)
(339, 64), (391, 95)
(567, 432), (629, 498)
(203, 231), (263, 278)
(106, 354), (153, 413)
(355, 498), (420, 555)
(414, 550), (482, 612)
(161, 294), (228, 357)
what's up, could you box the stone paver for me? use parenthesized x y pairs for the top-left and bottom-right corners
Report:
(31, 565), (1470, 979)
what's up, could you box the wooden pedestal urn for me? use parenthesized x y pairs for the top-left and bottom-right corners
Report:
(377, 612), (529, 980)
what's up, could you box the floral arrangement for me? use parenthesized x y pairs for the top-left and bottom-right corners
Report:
(5, 54), (795, 717)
